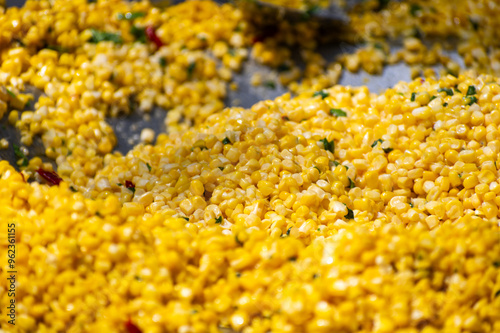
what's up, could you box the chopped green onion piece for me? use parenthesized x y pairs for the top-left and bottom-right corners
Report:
(319, 138), (334, 154)
(371, 138), (383, 148)
(437, 87), (453, 96)
(215, 216), (222, 224)
(222, 137), (231, 145)
(411, 92), (416, 102)
(313, 90), (329, 99)
(330, 108), (347, 117)
(344, 207), (354, 219)
(466, 85), (476, 96)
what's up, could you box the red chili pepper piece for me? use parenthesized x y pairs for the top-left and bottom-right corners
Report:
(145, 26), (163, 48)
(125, 180), (135, 189)
(125, 319), (142, 333)
(36, 168), (62, 186)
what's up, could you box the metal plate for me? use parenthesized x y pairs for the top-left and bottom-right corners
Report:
(0, 1), (459, 166)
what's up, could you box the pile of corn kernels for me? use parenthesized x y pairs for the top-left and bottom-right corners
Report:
(1, 0), (500, 332)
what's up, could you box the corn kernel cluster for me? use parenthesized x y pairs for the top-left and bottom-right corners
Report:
(1, 0), (500, 332)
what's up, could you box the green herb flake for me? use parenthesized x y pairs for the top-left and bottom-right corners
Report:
(235, 272), (241, 277)
(344, 207), (354, 219)
(235, 234), (243, 246)
(263, 81), (276, 89)
(6, 88), (16, 99)
(332, 160), (340, 167)
(286, 227), (292, 236)
(410, 4), (422, 17)
(344, 165), (349, 170)
(70, 186), (78, 192)
(466, 85), (477, 96)
(277, 63), (291, 72)
(13, 144), (28, 167)
(409, 202), (414, 208)
(222, 137), (231, 145)
(411, 92), (416, 102)
(159, 57), (167, 67)
(429, 95), (437, 102)
(443, 102), (448, 107)
(383, 147), (394, 154)
(117, 12), (146, 20)
(494, 261), (500, 268)
(371, 138), (383, 148)
(187, 62), (196, 79)
(438, 87), (454, 96)
(320, 138), (334, 154)
(330, 108), (347, 117)
(465, 96), (478, 105)
(289, 256), (297, 262)
(495, 290), (500, 298)
(130, 25), (147, 43)
(89, 28), (123, 44)
(182, 217), (189, 222)
(313, 166), (321, 173)
(313, 90), (329, 99)
(215, 216), (223, 224)
(348, 177), (355, 189)
(146, 163), (152, 172)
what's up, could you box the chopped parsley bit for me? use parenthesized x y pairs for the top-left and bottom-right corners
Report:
(117, 12), (146, 20)
(125, 180), (136, 193)
(313, 273), (319, 279)
(331, 160), (340, 167)
(289, 256), (297, 262)
(374, 42), (384, 51)
(235, 272), (241, 277)
(495, 290), (500, 298)
(313, 166), (321, 173)
(70, 186), (78, 192)
(218, 166), (224, 171)
(383, 147), (394, 154)
(465, 96), (478, 105)
(317, 228), (321, 231)
(89, 29), (123, 44)
(410, 92), (416, 102)
(348, 177), (355, 189)
(371, 138), (383, 148)
(286, 227), (292, 236)
(146, 163), (152, 172)
(182, 217), (189, 222)
(429, 95), (438, 102)
(235, 234), (243, 246)
(187, 62), (196, 79)
(13, 144), (29, 167)
(344, 165), (349, 170)
(466, 85), (476, 96)
(263, 81), (276, 89)
(159, 57), (167, 67)
(117, 183), (123, 186)
(437, 87), (454, 96)
(344, 207), (354, 219)
(410, 4), (422, 17)
(443, 102), (448, 107)
(215, 216), (223, 224)
(330, 108), (347, 117)
(409, 202), (414, 208)
(222, 137), (231, 145)
(320, 138), (334, 154)
(95, 211), (102, 217)
(5, 88), (16, 99)
(313, 90), (329, 99)
(277, 63), (291, 72)
(458, 173), (462, 178)
(134, 275), (142, 281)
(493, 261), (500, 268)
(130, 25), (147, 43)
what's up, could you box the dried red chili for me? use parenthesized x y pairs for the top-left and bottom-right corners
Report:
(36, 168), (62, 186)
(145, 26), (163, 48)
(125, 180), (136, 193)
(125, 319), (142, 333)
